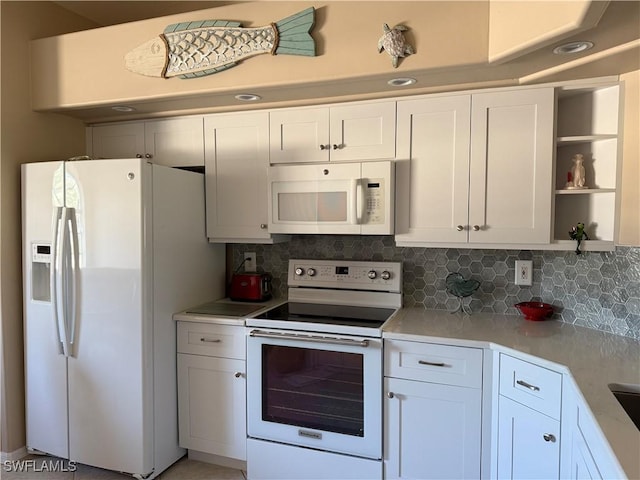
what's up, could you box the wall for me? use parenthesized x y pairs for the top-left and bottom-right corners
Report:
(0, 1), (96, 458)
(30, 1), (492, 111)
(619, 70), (640, 245)
(232, 239), (640, 339)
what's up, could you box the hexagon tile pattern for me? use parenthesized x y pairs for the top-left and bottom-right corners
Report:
(232, 236), (640, 339)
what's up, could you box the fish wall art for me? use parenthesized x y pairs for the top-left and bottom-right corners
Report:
(125, 7), (316, 79)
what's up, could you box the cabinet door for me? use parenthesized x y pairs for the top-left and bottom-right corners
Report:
(177, 353), (246, 460)
(395, 95), (471, 244)
(204, 112), (271, 241)
(497, 396), (560, 480)
(329, 102), (396, 162)
(385, 377), (481, 480)
(571, 429), (603, 480)
(144, 117), (204, 167)
(89, 123), (145, 159)
(269, 107), (330, 164)
(469, 88), (554, 244)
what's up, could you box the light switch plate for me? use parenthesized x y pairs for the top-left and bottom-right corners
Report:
(515, 260), (533, 286)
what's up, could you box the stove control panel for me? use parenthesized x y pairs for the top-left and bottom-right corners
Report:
(289, 259), (402, 293)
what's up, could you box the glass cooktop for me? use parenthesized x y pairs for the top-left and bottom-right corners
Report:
(254, 302), (396, 329)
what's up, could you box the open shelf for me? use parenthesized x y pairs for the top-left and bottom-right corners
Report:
(552, 83), (620, 248)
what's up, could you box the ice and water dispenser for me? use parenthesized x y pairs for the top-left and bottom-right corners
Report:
(31, 242), (51, 302)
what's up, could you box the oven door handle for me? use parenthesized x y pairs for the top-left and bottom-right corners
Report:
(249, 329), (370, 347)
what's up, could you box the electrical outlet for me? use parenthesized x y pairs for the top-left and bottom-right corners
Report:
(515, 260), (533, 286)
(244, 252), (256, 272)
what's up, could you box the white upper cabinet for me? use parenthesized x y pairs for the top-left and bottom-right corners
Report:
(395, 94), (472, 244)
(143, 117), (205, 167)
(269, 101), (396, 164)
(396, 88), (554, 247)
(88, 122), (145, 159)
(469, 88), (554, 244)
(88, 117), (205, 168)
(204, 111), (275, 243)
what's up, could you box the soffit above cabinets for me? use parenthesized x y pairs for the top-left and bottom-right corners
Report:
(35, 1), (640, 123)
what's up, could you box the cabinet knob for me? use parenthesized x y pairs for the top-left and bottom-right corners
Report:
(473, 225), (481, 231)
(387, 392), (395, 399)
(456, 225), (464, 231)
(260, 223), (267, 229)
(319, 144), (330, 150)
(323, 169), (329, 175)
(136, 154), (143, 158)
(145, 153), (153, 159)
(543, 433), (556, 443)
(234, 372), (243, 378)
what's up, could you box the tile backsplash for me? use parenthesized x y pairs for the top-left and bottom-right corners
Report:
(231, 236), (640, 339)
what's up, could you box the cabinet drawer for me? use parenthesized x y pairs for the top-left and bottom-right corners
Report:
(177, 322), (245, 359)
(385, 339), (483, 388)
(499, 353), (562, 419)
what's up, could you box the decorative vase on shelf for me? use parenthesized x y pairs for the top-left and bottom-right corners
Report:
(566, 154), (588, 189)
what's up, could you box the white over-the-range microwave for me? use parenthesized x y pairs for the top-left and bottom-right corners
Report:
(268, 160), (394, 235)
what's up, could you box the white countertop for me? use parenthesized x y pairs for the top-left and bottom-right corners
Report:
(172, 297), (286, 326)
(383, 308), (640, 479)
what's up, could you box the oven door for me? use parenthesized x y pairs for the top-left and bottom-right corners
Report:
(247, 328), (382, 459)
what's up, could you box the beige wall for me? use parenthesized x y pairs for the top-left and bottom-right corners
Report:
(618, 70), (640, 246)
(0, 1), (96, 456)
(30, 1), (491, 112)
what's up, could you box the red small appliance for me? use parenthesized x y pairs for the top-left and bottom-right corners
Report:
(230, 273), (272, 302)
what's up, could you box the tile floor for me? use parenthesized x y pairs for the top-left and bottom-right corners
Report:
(1, 455), (245, 480)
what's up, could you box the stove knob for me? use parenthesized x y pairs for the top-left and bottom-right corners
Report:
(381, 270), (392, 280)
(295, 267), (305, 276)
(367, 270), (377, 280)
(307, 268), (316, 277)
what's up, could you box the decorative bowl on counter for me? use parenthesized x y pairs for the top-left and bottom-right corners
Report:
(515, 302), (554, 321)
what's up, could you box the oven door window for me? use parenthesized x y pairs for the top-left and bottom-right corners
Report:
(262, 345), (364, 437)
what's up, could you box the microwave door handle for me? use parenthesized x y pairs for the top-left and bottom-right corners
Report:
(351, 179), (360, 225)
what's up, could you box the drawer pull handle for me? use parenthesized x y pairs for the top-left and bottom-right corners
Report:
(543, 433), (556, 443)
(418, 360), (446, 367)
(516, 379), (540, 391)
(200, 338), (222, 343)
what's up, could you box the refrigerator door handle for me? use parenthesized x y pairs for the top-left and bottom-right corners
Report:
(51, 207), (66, 355)
(54, 207), (72, 357)
(66, 208), (79, 357)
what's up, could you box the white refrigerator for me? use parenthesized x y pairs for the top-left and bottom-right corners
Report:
(22, 158), (225, 478)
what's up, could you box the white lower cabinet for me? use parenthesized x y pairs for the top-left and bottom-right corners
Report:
(564, 384), (627, 480)
(497, 353), (562, 480)
(385, 377), (482, 479)
(176, 322), (246, 460)
(384, 340), (483, 479)
(497, 396), (560, 479)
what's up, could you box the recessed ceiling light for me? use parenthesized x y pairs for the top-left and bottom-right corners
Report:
(387, 77), (417, 87)
(111, 106), (136, 112)
(553, 41), (594, 55)
(234, 94), (262, 101)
